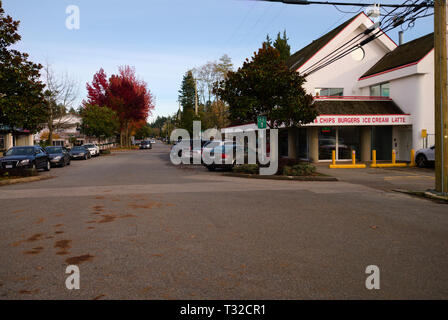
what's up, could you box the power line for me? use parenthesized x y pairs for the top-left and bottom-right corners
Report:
(260, 0), (434, 8)
(301, 0), (433, 75)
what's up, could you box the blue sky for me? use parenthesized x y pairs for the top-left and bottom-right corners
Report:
(4, 0), (434, 121)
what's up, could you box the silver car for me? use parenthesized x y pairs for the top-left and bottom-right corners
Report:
(415, 145), (435, 167)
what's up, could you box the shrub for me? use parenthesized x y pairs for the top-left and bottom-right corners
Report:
(232, 164), (259, 174)
(100, 149), (111, 155)
(282, 163), (316, 176)
(276, 158), (302, 175)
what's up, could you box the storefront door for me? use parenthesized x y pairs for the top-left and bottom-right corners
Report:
(318, 127), (336, 160)
(318, 127), (360, 161)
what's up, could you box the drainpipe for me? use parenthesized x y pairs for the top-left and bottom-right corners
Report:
(398, 31), (404, 45)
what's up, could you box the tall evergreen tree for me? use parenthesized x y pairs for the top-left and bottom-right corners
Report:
(274, 30), (291, 62)
(178, 70), (197, 134)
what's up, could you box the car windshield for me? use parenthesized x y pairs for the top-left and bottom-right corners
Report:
(83, 144), (94, 148)
(46, 147), (63, 154)
(72, 147), (85, 151)
(141, 141), (150, 144)
(5, 147), (35, 156)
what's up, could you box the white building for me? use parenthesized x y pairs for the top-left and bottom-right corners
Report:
(34, 114), (87, 147)
(223, 13), (435, 163)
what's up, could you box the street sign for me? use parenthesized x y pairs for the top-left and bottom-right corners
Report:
(257, 116), (267, 129)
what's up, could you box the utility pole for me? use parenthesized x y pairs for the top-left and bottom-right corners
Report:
(434, 0), (448, 195)
(194, 79), (198, 116)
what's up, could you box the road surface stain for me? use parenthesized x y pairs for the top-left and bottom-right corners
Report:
(93, 294), (106, 300)
(53, 224), (64, 228)
(87, 226), (95, 230)
(26, 234), (44, 242)
(95, 196), (105, 199)
(35, 218), (44, 224)
(120, 214), (137, 218)
(66, 254), (94, 265)
(55, 231), (64, 234)
(128, 202), (164, 209)
(54, 240), (71, 255)
(19, 289), (39, 295)
(98, 215), (116, 223)
(23, 247), (43, 255)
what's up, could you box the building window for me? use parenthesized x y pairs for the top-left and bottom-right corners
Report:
(370, 82), (390, 97)
(315, 88), (343, 97)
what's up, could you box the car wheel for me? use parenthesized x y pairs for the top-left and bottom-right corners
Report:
(44, 160), (51, 171)
(416, 154), (427, 168)
(207, 165), (215, 171)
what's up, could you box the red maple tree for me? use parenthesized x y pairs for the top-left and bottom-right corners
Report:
(83, 66), (155, 146)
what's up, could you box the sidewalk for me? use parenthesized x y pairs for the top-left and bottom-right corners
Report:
(316, 162), (435, 192)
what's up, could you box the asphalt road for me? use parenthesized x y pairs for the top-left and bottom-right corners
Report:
(0, 143), (447, 299)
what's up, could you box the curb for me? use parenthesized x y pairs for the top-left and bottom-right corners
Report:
(222, 173), (338, 181)
(393, 189), (448, 203)
(0, 175), (54, 186)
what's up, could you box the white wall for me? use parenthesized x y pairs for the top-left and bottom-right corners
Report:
(299, 14), (396, 96)
(358, 50), (435, 155)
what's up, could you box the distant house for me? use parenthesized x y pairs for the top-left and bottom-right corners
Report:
(223, 13), (435, 163)
(34, 113), (116, 147)
(34, 114), (86, 147)
(0, 125), (34, 155)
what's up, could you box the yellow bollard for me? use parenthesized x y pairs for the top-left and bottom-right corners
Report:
(371, 150), (377, 167)
(410, 149), (416, 167)
(329, 149), (366, 168)
(392, 149), (396, 164)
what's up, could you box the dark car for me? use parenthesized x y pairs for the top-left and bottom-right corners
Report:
(139, 140), (152, 149)
(0, 146), (51, 171)
(69, 146), (91, 160)
(45, 146), (71, 167)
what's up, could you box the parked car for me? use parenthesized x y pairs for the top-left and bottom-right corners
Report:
(70, 146), (91, 160)
(140, 140), (152, 149)
(172, 139), (210, 160)
(415, 145), (435, 167)
(203, 144), (253, 171)
(0, 146), (51, 171)
(150, 139), (156, 144)
(83, 143), (100, 157)
(45, 146), (71, 167)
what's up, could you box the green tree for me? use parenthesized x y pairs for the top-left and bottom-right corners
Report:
(274, 30), (291, 62)
(214, 44), (317, 128)
(80, 104), (119, 142)
(178, 70), (198, 134)
(134, 123), (152, 140)
(0, 2), (46, 133)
